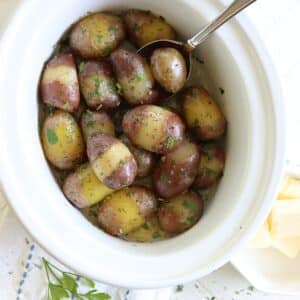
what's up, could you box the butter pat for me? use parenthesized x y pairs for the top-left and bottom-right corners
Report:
(248, 221), (272, 249)
(272, 237), (300, 259)
(278, 176), (300, 199)
(270, 200), (300, 238)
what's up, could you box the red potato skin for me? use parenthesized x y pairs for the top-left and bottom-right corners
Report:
(79, 61), (121, 109)
(122, 105), (185, 154)
(97, 202), (121, 235)
(158, 192), (203, 234)
(40, 53), (80, 112)
(110, 49), (159, 105)
(153, 141), (200, 198)
(86, 133), (138, 189)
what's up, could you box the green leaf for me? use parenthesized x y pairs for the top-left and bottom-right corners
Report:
(83, 291), (111, 300)
(165, 136), (174, 149)
(61, 273), (78, 294)
(78, 62), (85, 72)
(115, 82), (123, 95)
(160, 175), (168, 182)
(80, 276), (95, 288)
(182, 200), (198, 212)
(46, 128), (58, 144)
(49, 283), (69, 300)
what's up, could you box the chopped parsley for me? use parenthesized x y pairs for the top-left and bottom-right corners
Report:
(165, 136), (174, 149)
(86, 120), (94, 128)
(115, 82), (123, 95)
(142, 223), (150, 230)
(62, 102), (70, 111)
(182, 199), (198, 211)
(175, 285), (184, 292)
(160, 174), (168, 182)
(152, 232), (161, 239)
(97, 33), (103, 44)
(108, 25), (118, 32)
(88, 210), (97, 218)
(219, 87), (225, 95)
(46, 128), (58, 144)
(192, 118), (199, 128)
(78, 61), (85, 72)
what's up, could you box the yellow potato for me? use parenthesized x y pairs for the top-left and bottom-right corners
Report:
(124, 10), (176, 47)
(98, 186), (157, 236)
(63, 163), (113, 208)
(125, 217), (169, 242)
(41, 110), (85, 169)
(182, 86), (226, 141)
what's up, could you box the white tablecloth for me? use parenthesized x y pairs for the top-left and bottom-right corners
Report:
(1, 0), (300, 299)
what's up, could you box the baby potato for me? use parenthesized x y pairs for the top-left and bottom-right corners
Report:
(124, 216), (168, 242)
(194, 144), (225, 189)
(41, 110), (85, 169)
(98, 186), (157, 235)
(158, 191), (203, 234)
(122, 105), (185, 154)
(154, 140), (200, 198)
(86, 133), (137, 189)
(150, 47), (187, 93)
(63, 163), (113, 208)
(124, 10), (176, 47)
(120, 135), (155, 178)
(81, 110), (115, 141)
(40, 53), (80, 112)
(79, 61), (121, 109)
(182, 87), (226, 140)
(69, 12), (125, 58)
(110, 49), (159, 105)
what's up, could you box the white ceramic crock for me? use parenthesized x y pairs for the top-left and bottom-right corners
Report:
(0, 0), (285, 289)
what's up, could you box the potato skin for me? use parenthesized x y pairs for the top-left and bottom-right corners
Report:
(124, 10), (176, 47)
(41, 110), (85, 169)
(120, 135), (155, 178)
(86, 133), (137, 189)
(150, 47), (187, 93)
(154, 140), (200, 198)
(124, 216), (168, 242)
(70, 12), (125, 58)
(194, 144), (225, 189)
(63, 163), (113, 208)
(98, 186), (157, 235)
(110, 49), (159, 105)
(81, 110), (115, 141)
(79, 61), (121, 109)
(158, 191), (203, 234)
(122, 105), (185, 154)
(40, 53), (80, 112)
(182, 87), (226, 140)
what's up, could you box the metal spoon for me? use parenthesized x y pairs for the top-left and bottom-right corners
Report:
(138, 0), (257, 97)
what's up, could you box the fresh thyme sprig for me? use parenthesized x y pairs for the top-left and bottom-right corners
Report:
(42, 257), (111, 300)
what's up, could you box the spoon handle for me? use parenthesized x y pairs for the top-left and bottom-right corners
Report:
(186, 0), (257, 50)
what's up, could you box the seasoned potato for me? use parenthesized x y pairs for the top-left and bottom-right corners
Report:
(120, 135), (155, 178)
(122, 105), (185, 154)
(41, 110), (85, 169)
(86, 133), (137, 189)
(63, 163), (113, 208)
(79, 61), (121, 109)
(98, 186), (157, 235)
(182, 87), (226, 140)
(124, 216), (168, 242)
(194, 144), (225, 189)
(70, 12), (125, 58)
(81, 110), (115, 141)
(154, 140), (200, 198)
(150, 47), (187, 93)
(124, 10), (176, 47)
(110, 49), (159, 105)
(40, 53), (80, 112)
(158, 191), (203, 234)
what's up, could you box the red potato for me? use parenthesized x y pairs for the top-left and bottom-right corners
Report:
(79, 61), (121, 109)
(120, 135), (156, 178)
(158, 191), (203, 234)
(194, 144), (225, 189)
(87, 133), (137, 190)
(70, 12), (126, 59)
(110, 49), (159, 105)
(153, 140), (200, 198)
(81, 110), (115, 141)
(122, 105), (185, 154)
(98, 185), (157, 235)
(40, 53), (80, 112)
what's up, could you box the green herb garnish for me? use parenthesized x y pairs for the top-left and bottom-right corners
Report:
(176, 285), (184, 292)
(78, 62), (85, 72)
(46, 129), (58, 145)
(182, 200), (198, 212)
(62, 102), (70, 111)
(152, 232), (161, 239)
(42, 257), (111, 300)
(165, 136), (174, 149)
(115, 82), (123, 95)
(86, 120), (94, 128)
(142, 223), (150, 230)
(108, 25), (118, 32)
(160, 175), (168, 182)
(97, 33), (103, 45)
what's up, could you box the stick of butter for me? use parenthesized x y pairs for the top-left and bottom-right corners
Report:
(278, 176), (300, 199)
(248, 221), (272, 249)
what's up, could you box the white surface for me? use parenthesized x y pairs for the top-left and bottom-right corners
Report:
(0, 0), (285, 288)
(0, 0), (299, 299)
